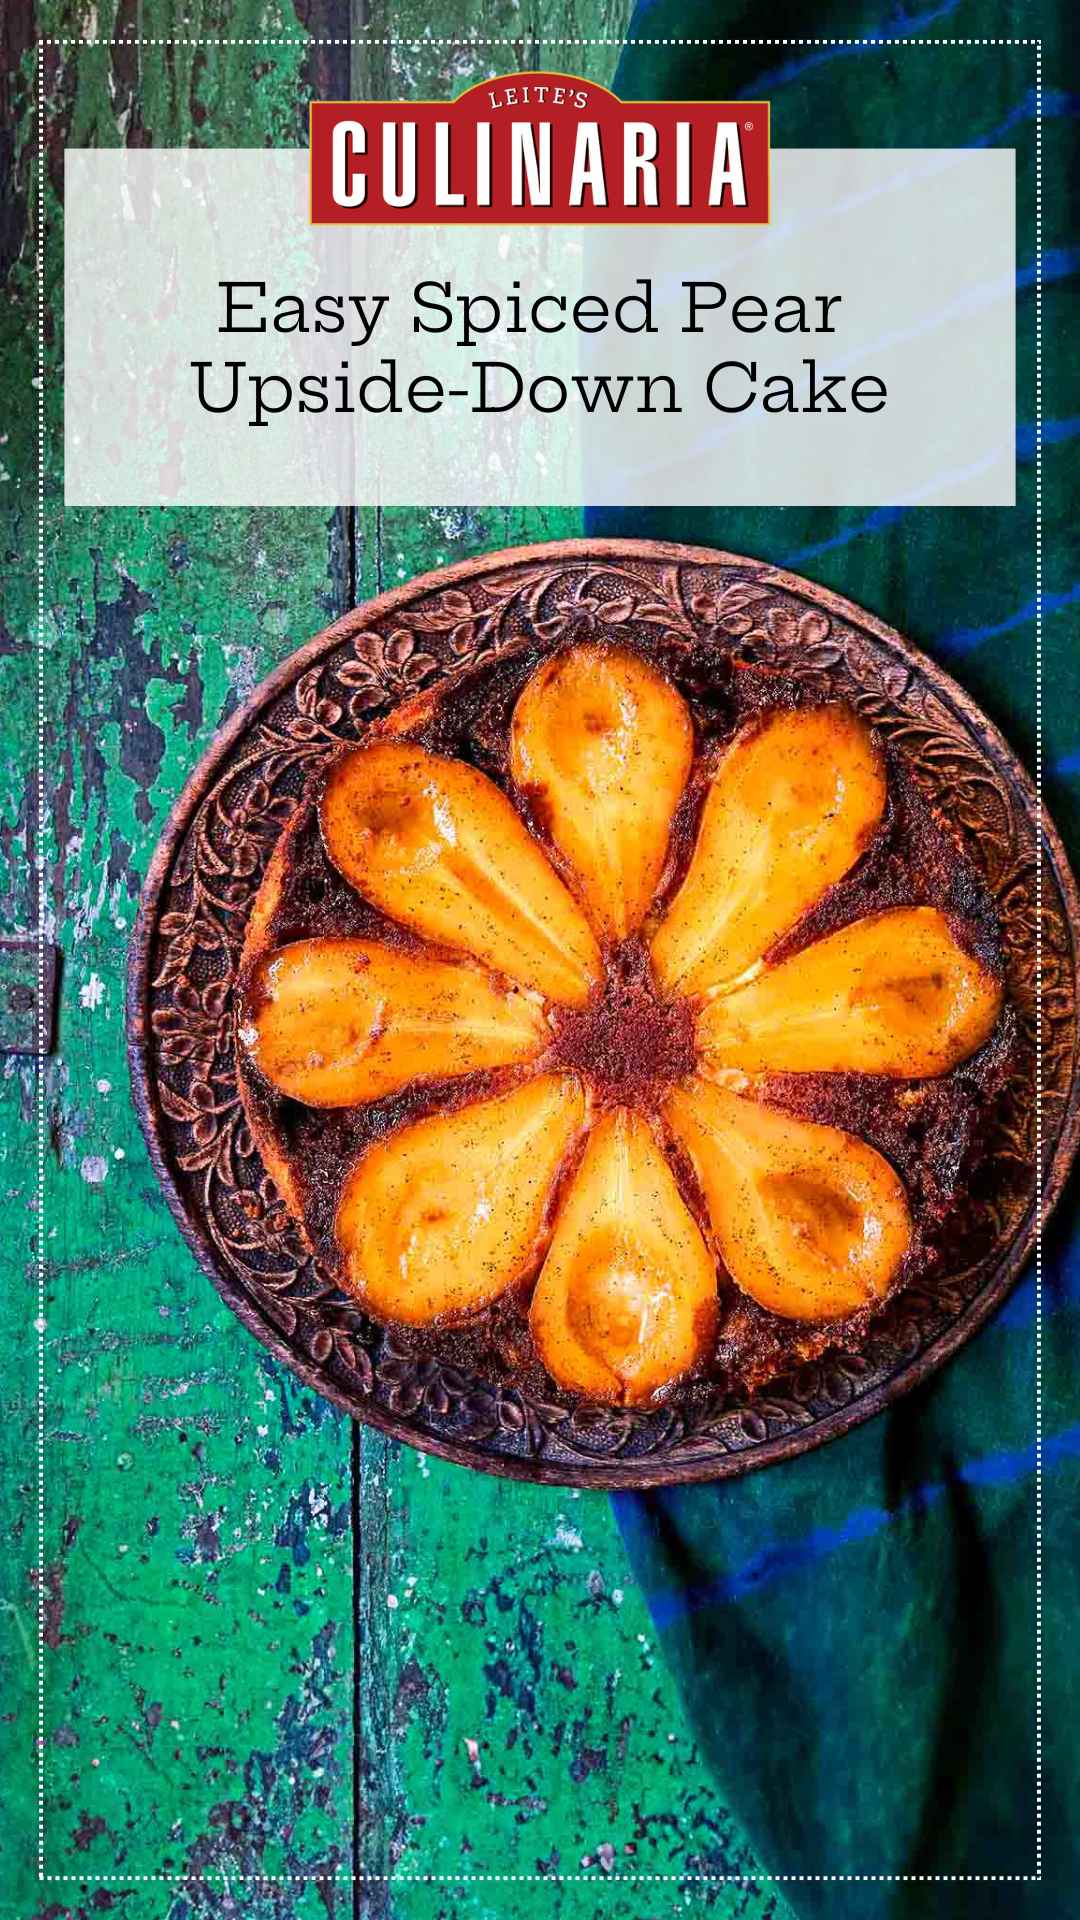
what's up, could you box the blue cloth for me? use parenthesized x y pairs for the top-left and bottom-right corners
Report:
(592, 9), (1079, 1910)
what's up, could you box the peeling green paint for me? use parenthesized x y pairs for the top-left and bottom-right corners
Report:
(1, 9), (784, 1917)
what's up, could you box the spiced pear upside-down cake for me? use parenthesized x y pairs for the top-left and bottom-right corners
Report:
(234, 633), (1012, 1407)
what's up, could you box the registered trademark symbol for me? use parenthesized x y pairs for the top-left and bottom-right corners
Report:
(744, 120), (754, 131)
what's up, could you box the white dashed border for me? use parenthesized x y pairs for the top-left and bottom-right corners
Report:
(35, 30), (1044, 1891)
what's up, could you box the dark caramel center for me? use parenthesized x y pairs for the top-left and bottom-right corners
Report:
(549, 938), (696, 1102)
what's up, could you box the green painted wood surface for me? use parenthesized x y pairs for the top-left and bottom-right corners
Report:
(1, 8), (786, 1918)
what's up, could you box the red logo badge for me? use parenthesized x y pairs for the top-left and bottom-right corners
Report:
(310, 72), (770, 226)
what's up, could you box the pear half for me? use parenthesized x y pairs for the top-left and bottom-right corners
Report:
(336, 1073), (586, 1325)
(652, 705), (886, 997)
(239, 937), (548, 1108)
(698, 905), (1003, 1077)
(530, 1107), (717, 1403)
(666, 1078), (911, 1321)
(320, 740), (602, 1006)
(510, 643), (693, 939)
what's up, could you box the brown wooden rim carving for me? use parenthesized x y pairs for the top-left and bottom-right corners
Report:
(126, 539), (1080, 1487)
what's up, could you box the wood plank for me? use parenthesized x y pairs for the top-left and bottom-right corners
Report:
(7, 11), (358, 1914)
(0, 7), (782, 1914)
(342, 30), (774, 1920)
(347, 497), (777, 1919)
(352, 0), (635, 98)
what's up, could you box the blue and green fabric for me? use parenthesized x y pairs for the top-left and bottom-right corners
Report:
(591, 9), (1078, 1913)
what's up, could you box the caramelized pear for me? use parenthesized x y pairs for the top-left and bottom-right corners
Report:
(320, 741), (602, 1006)
(529, 1108), (716, 1404)
(510, 643), (693, 938)
(698, 905), (1002, 1077)
(239, 937), (547, 1108)
(666, 1078), (911, 1321)
(336, 1074), (586, 1324)
(651, 705), (886, 996)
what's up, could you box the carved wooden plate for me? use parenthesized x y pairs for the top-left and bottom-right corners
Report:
(127, 541), (1080, 1486)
